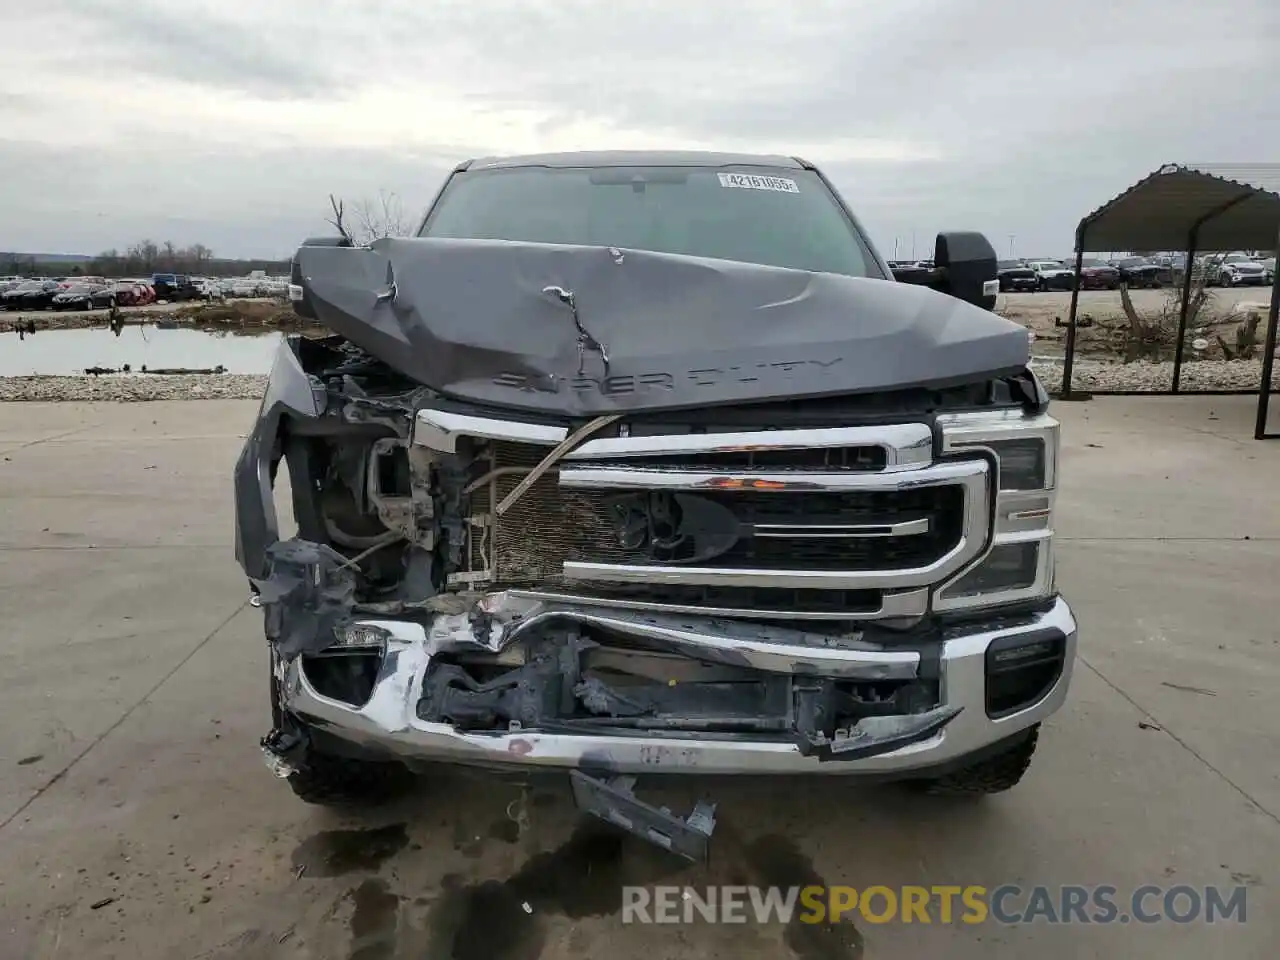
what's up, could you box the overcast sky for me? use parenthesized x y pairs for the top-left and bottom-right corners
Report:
(2, 0), (1276, 260)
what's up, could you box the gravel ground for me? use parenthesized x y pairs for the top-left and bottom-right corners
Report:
(1032, 357), (1279, 394)
(0, 374), (267, 402)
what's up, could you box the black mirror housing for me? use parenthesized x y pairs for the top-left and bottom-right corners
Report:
(933, 231), (999, 310)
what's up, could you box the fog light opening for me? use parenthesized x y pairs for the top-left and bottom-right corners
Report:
(985, 630), (1066, 718)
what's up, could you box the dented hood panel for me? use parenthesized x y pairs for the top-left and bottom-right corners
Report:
(297, 237), (1029, 417)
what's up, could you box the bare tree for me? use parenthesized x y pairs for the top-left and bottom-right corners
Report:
(353, 190), (412, 242)
(325, 190), (414, 244)
(326, 194), (353, 245)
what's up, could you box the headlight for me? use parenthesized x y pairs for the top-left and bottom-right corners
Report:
(934, 411), (1059, 611)
(977, 437), (1046, 490)
(944, 541), (1041, 598)
(327, 622), (390, 652)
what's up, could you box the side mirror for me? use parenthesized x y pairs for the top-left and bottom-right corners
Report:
(933, 231), (999, 310)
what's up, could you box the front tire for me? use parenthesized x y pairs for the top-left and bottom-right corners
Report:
(285, 750), (412, 807)
(267, 651), (411, 807)
(913, 725), (1040, 796)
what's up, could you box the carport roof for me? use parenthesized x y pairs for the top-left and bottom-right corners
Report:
(1078, 163), (1280, 252)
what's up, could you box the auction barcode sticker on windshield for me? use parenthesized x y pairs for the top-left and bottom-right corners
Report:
(717, 173), (800, 193)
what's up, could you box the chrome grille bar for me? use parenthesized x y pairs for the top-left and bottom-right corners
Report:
(558, 458), (985, 492)
(753, 518), (931, 539)
(557, 459), (990, 591)
(566, 422), (933, 470)
(507, 587), (930, 622)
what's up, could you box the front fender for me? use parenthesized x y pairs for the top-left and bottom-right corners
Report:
(233, 338), (326, 579)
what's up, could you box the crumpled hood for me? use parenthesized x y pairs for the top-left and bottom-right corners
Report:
(297, 237), (1029, 417)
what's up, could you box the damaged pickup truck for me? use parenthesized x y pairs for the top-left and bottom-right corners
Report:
(236, 151), (1075, 857)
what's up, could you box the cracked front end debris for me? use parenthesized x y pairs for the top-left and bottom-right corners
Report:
(238, 184), (1075, 858)
(570, 772), (717, 863)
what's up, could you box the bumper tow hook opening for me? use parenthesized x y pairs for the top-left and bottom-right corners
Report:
(570, 770), (717, 863)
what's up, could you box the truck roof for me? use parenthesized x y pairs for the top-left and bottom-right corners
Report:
(463, 150), (806, 171)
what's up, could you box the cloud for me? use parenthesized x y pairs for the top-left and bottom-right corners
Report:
(2, 0), (1277, 258)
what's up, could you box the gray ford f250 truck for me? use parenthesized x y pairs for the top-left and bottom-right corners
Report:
(236, 151), (1074, 858)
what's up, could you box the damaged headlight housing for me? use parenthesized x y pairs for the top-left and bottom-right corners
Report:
(327, 622), (391, 653)
(934, 411), (1059, 611)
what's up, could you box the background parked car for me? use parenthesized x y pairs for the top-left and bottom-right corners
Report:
(52, 282), (107, 310)
(1111, 257), (1171, 288)
(191, 277), (223, 299)
(1075, 258), (1120, 290)
(997, 260), (1038, 292)
(1027, 260), (1075, 291)
(90, 280), (147, 308)
(2, 279), (63, 310)
(227, 278), (262, 297)
(3, 280), (46, 308)
(1206, 252), (1270, 287)
(151, 273), (201, 301)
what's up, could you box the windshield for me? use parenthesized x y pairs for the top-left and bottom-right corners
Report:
(420, 165), (882, 278)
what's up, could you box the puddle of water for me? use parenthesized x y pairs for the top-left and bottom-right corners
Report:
(1, 324), (283, 376)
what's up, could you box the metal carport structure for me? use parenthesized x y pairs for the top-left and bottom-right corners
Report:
(1060, 163), (1280, 439)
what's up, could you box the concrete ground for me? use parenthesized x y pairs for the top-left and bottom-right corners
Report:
(0, 396), (1277, 959)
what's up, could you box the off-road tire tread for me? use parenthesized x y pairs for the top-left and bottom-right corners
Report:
(917, 725), (1040, 796)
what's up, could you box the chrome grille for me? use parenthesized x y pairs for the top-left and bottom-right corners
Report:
(491, 486), (961, 573)
(465, 433), (988, 601)
(591, 445), (888, 471)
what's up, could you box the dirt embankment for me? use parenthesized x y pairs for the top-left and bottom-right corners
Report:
(996, 288), (1274, 359)
(4, 298), (320, 333)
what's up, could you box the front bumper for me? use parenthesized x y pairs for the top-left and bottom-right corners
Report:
(281, 597), (1076, 777)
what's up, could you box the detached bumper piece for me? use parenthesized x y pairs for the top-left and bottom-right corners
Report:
(570, 771), (717, 863)
(796, 705), (963, 762)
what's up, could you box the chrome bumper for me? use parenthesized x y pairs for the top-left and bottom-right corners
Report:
(282, 597), (1077, 776)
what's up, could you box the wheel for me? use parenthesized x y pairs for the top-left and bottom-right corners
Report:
(285, 750), (412, 807)
(1220, 272), (1234, 287)
(912, 725), (1040, 796)
(266, 653), (411, 807)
